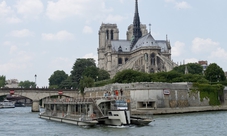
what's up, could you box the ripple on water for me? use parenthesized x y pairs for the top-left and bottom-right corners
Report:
(0, 107), (227, 136)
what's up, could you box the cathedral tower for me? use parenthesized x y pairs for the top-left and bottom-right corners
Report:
(98, 24), (119, 70)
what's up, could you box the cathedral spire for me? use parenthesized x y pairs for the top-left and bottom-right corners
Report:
(131, 0), (142, 50)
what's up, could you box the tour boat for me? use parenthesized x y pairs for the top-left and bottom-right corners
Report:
(39, 96), (132, 126)
(0, 100), (15, 108)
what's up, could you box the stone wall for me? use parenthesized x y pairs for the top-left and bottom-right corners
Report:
(84, 82), (225, 109)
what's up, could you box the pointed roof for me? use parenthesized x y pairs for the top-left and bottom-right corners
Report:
(131, 33), (159, 51)
(130, 0), (142, 50)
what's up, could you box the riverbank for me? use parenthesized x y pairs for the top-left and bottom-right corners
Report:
(131, 105), (227, 115)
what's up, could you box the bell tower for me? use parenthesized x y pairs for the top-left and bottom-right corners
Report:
(98, 24), (119, 70)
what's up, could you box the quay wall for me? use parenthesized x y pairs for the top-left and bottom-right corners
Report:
(85, 82), (227, 114)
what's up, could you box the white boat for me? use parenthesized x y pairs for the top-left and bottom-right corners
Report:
(39, 96), (131, 126)
(0, 100), (15, 108)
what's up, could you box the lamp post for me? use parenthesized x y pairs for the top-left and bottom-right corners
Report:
(35, 74), (37, 88)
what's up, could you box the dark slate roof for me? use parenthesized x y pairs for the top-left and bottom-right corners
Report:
(111, 40), (131, 52)
(131, 33), (169, 52)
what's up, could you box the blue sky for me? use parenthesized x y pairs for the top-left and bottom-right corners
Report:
(1, 0), (227, 87)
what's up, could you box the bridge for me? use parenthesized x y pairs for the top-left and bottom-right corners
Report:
(0, 88), (79, 112)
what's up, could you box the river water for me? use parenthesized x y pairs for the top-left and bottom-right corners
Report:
(0, 107), (227, 136)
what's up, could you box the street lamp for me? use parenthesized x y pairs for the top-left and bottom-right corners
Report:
(35, 74), (37, 88)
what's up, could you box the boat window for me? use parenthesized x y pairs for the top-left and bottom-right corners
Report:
(113, 114), (119, 116)
(108, 112), (112, 116)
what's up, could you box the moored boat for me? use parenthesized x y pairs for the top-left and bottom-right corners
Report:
(39, 96), (132, 126)
(0, 100), (15, 108)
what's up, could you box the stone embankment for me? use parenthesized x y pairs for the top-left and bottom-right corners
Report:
(131, 105), (227, 115)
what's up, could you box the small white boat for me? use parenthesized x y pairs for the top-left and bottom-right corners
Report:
(0, 100), (15, 108)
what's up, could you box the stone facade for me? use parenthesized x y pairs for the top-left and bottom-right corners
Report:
(84, 82), (227, 110)
(97, 0), (177, 77)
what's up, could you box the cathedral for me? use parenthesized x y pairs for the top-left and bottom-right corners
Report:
(98, 0), (177, 77)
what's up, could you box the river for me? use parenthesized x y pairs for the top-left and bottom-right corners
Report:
(0, 107), (226, 136)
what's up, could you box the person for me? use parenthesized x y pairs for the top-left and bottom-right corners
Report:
(120, 88), (123, 96)
(115, 90), (118, 96)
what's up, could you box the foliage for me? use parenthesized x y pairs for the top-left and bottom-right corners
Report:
(19, 80), (36, 88)
(0, 75), (6, 88)
(112, 69), (150, 83)
(49, 70), (68, 89)
(79, 76), (94, 94)
(94, 79), (113, 87)
(82, 66), (99, 80)
(97, 69), (110, 81)
(204, 63), (226, 82)
(172, 63), (203, 75)
(193, 83), (224, 105)
(70, 58), (96, 88)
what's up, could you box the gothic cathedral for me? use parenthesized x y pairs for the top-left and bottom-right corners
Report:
(98, 0), (177, 77)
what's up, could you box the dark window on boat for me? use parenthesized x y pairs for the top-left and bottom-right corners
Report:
(114, 114), (119, 116)
(108, 112), (112, 116)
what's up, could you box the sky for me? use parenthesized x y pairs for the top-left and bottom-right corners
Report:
(1, 0), (227, 87)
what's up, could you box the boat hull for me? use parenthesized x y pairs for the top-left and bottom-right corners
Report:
(39, 114), (98, 126)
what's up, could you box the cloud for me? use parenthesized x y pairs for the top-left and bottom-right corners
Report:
(6, 17), (22, 24)
(42, 30), (74, 41)
(46, 0), (112, 21)
(9, 45), (18, 54)
(83, 53), (98, 65)
(48, 57), (72, 72)
(0, 1), (22, 24)
(171, 41), (185, 57)
(83, 26), (93, 34)
(9, 29), (34, 38)
(210, 47), (227, 60)
(0, 1), (13, 17)
(0, 48), (34, 73)
(165, 0), (191, 9)
(191, 37), (219, 53)
(185, 58), (198, 64)
(175, 1), (191, 9)
(15, 0), (44, 19)
(103, 14), (125, 23)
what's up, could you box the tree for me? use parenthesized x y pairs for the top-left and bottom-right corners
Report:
(0, 75), (6, 88)
(79, 76), (94, 95)
(172, 63), (203, 75)
(204, 63), (226, 83)
(49, 70), (68, 89)
(98, 69), (110, 81)
(82, 66), (98, 80)
(19, 80), (36, 88)
(113, 69), (150, 83)
(70, 58), (96, 88)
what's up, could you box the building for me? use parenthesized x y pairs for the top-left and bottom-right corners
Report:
(98, 0), (177, 77)
(198, 60), (208, 71)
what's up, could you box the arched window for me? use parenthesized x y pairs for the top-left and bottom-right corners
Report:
(106, 30), (109, 40)
(144, 53), (148, 62)
(118, 58), (122, 64)
(151, 53), (155, 66)
(125, 58), (128, 63)
(111, 30), (114, 40)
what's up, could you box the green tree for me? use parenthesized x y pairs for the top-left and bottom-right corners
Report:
(19, 80), (36, 88)
(172, 63), (203, 75)
(204, 63), (226, 83)
(82, 66), (98, 80)
(70, 58), (96, 88)
(49, 70), (68, 89)
(98, 69), (110, 81)
(79, 76), (94, 95)
(0, 75), (6, 88)
(113, 69), (150, 83)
